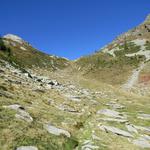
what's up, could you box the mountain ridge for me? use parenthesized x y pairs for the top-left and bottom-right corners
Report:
(2, 14), (150, 61)
(0, 34), (70, 73)
(1, 14), (150, 90)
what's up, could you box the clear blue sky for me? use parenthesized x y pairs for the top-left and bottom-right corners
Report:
(0, 0), (150, 60)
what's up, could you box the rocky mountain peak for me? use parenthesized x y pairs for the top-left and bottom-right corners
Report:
(3, 34), (24, 44)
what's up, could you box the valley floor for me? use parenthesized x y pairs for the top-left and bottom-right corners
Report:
(0, 60), (150, 150)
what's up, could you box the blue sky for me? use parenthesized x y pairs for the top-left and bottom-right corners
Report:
(0, 0), (150, 60)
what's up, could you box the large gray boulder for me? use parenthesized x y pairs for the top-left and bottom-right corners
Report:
(44, 124), (71, 137)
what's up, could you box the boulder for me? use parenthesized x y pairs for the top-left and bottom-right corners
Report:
(44, 124), (71, 137)
(15, 110), (33, 123)
(99, 125), (133, 138)
(3, 104), (33, 122)
(138, 113), (150, 120)
(126, 124), (138, 134)
(97, 109), (125, 119)
(132, 137), (150, 148)
(48, 80), (60, 86)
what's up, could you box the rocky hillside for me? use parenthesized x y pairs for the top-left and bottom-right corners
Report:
(0, 34), (69, 72)
(75, 14), (150, 95)
(0, 54), (150, 150)
(0, 15), (150, 150)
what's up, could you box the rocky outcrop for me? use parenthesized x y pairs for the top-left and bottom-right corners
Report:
(99, 125), (133, 138)
(44, 124), (71, 137)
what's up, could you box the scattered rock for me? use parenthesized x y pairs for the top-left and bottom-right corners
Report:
(45, 84), (52, 89)
(134, 125), (150, 133)
(106, 101), (125, 109)
(97, 109), (125, 119)
(90, 100), (99, 105)
(44, 124), (71, 137)
(65, 94), (81, 102)
(34, 89), (45, 93)
(7, 79), (22, 85)
(20, 46), (27, 51)
(92, 135), (102, 141)
(98, 118), (128, 123)
(15, 111), (33, 123)
(81, 140), (99, 150)
(0, 90), (13, 98)
(56, 104), (79, 113)
(142, 135), (150, 140)
(3, 104), (33, 122)
(138, 113), (150, 120)
(126, 124), (138, 134)
(23, 72), (32, 78)
(47, 99), (55, 105)
(48, 80), (60, 86)
(132, 137), (150, 148)
(3, 104), (23, 110)
(99, 125), (133, 138)
(16, 146), (38, 150)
